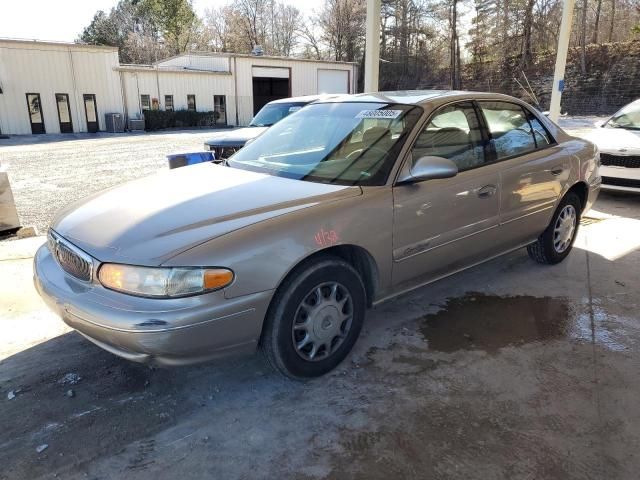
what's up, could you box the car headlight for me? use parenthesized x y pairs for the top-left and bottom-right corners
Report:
(98, 264), (234, 298)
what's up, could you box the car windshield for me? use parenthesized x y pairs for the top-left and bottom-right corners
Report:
(249, 102), (307, 127)
(605, 100), (640, 130)
(228, 102), (423, 186)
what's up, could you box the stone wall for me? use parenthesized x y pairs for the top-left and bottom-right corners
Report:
(459, 40), (640, 115)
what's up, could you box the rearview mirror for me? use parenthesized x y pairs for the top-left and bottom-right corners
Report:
(398, 156), (458, 184)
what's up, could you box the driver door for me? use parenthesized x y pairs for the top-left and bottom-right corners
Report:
(392, 102), (502, 289)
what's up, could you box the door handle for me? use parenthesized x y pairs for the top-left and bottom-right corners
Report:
(476, 184), (497, 198)
(550, 166), (564, 176)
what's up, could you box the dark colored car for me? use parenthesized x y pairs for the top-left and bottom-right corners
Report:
(204, 95), (327, 160)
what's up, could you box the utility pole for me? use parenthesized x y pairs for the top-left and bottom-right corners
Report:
(364, 0), (381, 92)
(549, 0), (576, 122)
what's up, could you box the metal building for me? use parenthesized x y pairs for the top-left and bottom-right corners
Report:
(0, 38), (357, 135)
(0, 39), (123, 135)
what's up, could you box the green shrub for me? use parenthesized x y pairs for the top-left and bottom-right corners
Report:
(144, 110), (220, 131)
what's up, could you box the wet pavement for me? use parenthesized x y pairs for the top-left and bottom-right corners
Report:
(1, 191), (640, 479)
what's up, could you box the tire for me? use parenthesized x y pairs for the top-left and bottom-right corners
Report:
(527, 192), (581, 265)
(260, 255), (366, 379)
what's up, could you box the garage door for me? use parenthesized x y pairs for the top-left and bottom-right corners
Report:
(317, 70), (350, 94)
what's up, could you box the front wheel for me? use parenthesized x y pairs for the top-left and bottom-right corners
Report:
(527, 192), (581, 264)
(260, 256), (366, 379)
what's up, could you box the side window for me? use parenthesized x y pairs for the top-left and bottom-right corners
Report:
(479, 101), (538, 159)
(165, 95), (174, 112)
(526, 111), (553, 147)
(411, 102), (486, 171)
(140, 94), (151, 111)
(187, 94), (196, 112)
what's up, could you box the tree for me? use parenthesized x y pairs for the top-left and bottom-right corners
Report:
(141, 0), (201, 55)
(78, 0), (160, 63)
(318, 0), (366, 62)
(270, 2), (302, 56)
(449, 0), (462, 89)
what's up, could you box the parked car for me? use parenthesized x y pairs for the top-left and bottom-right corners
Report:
(35, 91), (600, 378)
(204, 95), (327, 160)
(582, 99), (640, 192)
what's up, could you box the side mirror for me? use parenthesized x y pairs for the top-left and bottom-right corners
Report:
(398, 156), (458, 184)
(594, 120), (605, 128)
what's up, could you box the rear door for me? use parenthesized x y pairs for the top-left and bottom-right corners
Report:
(392, 101), (502, 288)
(477, 101), (569, 247)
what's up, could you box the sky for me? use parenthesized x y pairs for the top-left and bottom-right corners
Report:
(0, 0), (324, 43)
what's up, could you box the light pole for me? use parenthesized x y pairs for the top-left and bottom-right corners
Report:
(549, 0), (576, 122)
(364, 0), (381, 92)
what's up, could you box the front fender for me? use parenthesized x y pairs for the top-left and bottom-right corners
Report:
(163, 187), (394, 300)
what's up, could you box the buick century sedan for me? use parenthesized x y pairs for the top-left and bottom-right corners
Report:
(35, 91), (600, 378)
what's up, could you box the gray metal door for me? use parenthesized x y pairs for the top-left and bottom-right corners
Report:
(83, 94), (99, 133)
(26, 93), (45, 134)
(56, 93), (73, 133)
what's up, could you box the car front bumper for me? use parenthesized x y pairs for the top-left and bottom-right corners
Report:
(600, 165), (640, 192)
(33, 244), (273, 366)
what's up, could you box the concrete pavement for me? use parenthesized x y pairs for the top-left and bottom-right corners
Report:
(1, 191), (639, 479)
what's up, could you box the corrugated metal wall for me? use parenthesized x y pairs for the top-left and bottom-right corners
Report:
(234, 56), (356, 125)
(0, 40), (123, 135)
(155, 54), (230, 72)
(120, 69), (235, 122)
(0, 41), (357, 134)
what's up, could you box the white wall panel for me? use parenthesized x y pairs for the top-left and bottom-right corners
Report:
(0, 43), (355, 134)
(317, 69), (350, 94)
(0, 40), (123, 135)
(120, 69), (236, 124)
(234, 57), (355, 125)
(252, 66), (290, 78)
(156, 55), (229, 72)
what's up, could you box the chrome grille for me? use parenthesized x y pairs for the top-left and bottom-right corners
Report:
(48, 231), (93, 282)
(210, 145), (240, 160)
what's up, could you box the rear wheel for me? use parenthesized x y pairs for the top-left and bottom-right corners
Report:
(527, 192), (581, 264)
(260, 256), (366, 378)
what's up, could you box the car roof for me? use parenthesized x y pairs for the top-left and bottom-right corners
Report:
(268, 94), (336, 105)
(314, 90), (523, 106)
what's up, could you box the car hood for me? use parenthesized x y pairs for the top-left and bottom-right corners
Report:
(580, 127), (640, 155)
(52, 163), (360, 265)
(204, 127), (268, 147)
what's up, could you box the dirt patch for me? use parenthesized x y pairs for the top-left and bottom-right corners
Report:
(420, 294), (575, 353)
(0, 332), (204, 480)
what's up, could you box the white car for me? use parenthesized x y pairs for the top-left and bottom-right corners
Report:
(582, 99), (640, 192)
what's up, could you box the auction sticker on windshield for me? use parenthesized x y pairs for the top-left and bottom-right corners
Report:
(356, 110), (403, 119)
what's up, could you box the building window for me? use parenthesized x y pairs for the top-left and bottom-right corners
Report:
(187, 95), (196, 112)
(141, 94), (151, 111)
(165, 95), (174, 111)
(214, 95), (226, 125)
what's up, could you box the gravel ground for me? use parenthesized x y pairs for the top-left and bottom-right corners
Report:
(2, 120), (640, 479)
(0, 117), (606, 237)
(0, 129), (223, 235)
